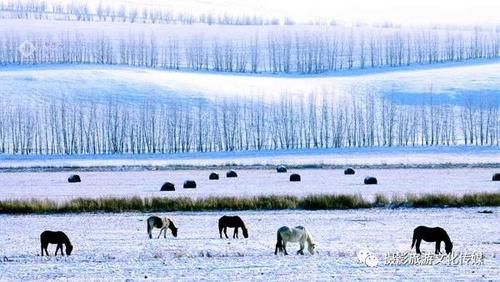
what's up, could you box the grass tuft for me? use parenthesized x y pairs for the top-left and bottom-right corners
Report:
(0, 192), (498, 214)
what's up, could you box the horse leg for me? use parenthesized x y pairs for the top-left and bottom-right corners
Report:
(234, 227), (238, 239)
(41, 242), (46, 256)
(297, 241), (305, 255)
(224, 227), (229, 239)
(60, 244), (64, 256)
(416, 239), (422, 254)
(283, 242), (288, 256)
(435, 241), (441, 254)
(219, 225), (223, 239)
(157, 227), (165, 239)
(54, 244), (60, 256)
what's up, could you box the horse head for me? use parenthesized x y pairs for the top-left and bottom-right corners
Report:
(445, 241), (453, 254)
(308, 243), (316, 255)
(66, 244), (73, 256)
(168, 220), (178, 237)
(242, 225), (249, 238)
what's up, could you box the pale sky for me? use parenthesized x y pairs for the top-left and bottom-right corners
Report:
(80, 0), (500, 25)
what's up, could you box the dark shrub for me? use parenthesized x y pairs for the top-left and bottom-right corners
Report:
(492, 173), (500, 181)
(290, 174), (301, 182)
(209, 172), (219, 180)
(344, 167), (355, 175)
(184, 180), (197, 189)
(364, 176), (378, 185)
(276, 165), (287, 173)
(68, 175), (81, 183)
(160, 182), (175, 191)
(226, 170), (238, 178)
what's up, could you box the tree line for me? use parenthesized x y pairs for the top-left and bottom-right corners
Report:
(2, 26), (499, 74)
(0, 0), (286, 25)
(0, 94), (498, 155)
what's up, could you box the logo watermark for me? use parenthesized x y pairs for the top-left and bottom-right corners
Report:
(18, 40), (36, 58)
(357, 249), (379, 267)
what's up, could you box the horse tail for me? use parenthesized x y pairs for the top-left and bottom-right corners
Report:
(218, 218), (223, 238)
(275, 231), (283, 255)
(411, 230), (416, 249)
(147, 218), (153, 238)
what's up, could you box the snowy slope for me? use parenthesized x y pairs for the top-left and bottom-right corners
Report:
(1, 61), (500, 106)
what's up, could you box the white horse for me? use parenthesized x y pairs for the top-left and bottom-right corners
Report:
(275, 226), (316, 255)
(147, 216), (178, 239)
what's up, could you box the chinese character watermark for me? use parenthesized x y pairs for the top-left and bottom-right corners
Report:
(384, 251), (484, 266)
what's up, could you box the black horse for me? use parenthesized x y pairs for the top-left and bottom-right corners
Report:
(218, 216), (248, 239)
(40, 231), (73, 256)
(411, 226), (453, 254)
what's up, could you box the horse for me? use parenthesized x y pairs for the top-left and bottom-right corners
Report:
(411, 226), (453, 254)
(275, 226), (316, 255)
(40, 231), (73, 256)
(147, 216), (178, 239)
(218, 216), (248, 239)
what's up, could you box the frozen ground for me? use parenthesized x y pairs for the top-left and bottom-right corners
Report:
(0, 208), (498, 281)
(0, 167), (498, 201)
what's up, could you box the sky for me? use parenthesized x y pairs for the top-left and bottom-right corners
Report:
(111, 0), (500, 26)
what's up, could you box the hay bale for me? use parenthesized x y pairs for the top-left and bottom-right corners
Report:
(492, 173), (500, 181)
(289, 173), (301, 182)
(226, 170), (238, 178)
(160, 182), (175, 191)
(364, 176), (378, 185)
(68, 175), (81, 183)
(344, 167), (355, 175)
(184, 180), (197, 189)
(209, 172), (219, 180)
(276, 165), (287, 173)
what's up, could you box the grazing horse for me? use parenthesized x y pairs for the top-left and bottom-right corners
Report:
(275, 226), (316, 255)
(147, 216), (178, 239)
(411, 226), (453, 254)
(40, 231), (73, 256)
(218, 216), (248, 239)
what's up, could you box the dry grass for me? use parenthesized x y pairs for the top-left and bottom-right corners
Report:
(0, 192), (498, 214)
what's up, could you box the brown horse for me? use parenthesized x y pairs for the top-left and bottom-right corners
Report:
(218, 216), (248, 239)
(411, 226), (453, 254)
(40, 231), (73, 256)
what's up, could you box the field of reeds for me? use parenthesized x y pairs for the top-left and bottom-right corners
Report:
(0, 192), (498, 214)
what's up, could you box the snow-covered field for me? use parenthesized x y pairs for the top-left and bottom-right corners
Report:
(1, 146), (499, 171)
(1, 61), (500, 106)
(0, 208), (498, 280)
(0, 167), (498, 200)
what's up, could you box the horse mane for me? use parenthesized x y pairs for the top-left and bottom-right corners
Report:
(442, 231), (452, 245)
(239, 218), (248, 232)
(167, 218), (176, 229)
(305, 229), (315, 246)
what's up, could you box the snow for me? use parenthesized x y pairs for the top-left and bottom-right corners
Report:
(1, 61), (500, 106)
(0, 167), (498, 201)
(0, 146), (498, 171)
(0, 208), (498, 280)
